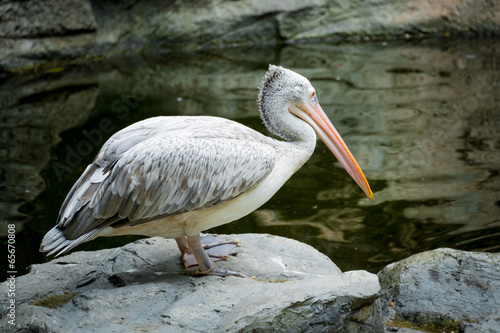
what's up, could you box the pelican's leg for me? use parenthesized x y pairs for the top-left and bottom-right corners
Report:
(178, 234), (240, 268)
(185, 234), (247, 278)
(175, 236), (194, 268)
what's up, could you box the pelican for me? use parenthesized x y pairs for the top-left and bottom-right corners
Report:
(40, 65), (372, 277)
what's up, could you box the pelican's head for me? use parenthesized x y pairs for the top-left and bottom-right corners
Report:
(258, 65), (373, 199)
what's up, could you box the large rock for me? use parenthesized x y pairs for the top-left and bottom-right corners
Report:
(1, 0), (500, 72)
(0, 234), (382, 332)
(378, 248), (500, 332)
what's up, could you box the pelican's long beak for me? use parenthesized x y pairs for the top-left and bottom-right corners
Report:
(290, 101), (373, 199)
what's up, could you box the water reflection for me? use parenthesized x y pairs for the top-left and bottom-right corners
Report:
(0, 74), (99, 224)
(1, 38), (499, 280)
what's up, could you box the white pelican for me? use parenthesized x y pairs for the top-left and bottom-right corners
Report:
(40, 65), (372, 277)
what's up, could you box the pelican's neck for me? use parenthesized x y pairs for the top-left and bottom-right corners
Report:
(259, 99), (318, 169)
(258, 65), (317, 144)
(257, 64), (318, 166)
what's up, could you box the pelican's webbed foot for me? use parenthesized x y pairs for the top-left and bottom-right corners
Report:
(183, 261), (248, 278)
(175, 234), (246, 278)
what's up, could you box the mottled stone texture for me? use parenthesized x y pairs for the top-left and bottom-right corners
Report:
(1, 0), (499, 72)
(0, 0), (96, 38)
(378, 248), (500, 332)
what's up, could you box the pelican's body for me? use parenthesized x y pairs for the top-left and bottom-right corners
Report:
(41, 65), (372, 276)
(93, 116), (314, 240)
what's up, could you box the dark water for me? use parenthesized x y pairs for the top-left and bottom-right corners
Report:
(1, 38), (500, 282)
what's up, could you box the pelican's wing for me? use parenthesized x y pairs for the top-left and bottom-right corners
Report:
(94, 117), (198, 169)
(56, 116), (193, 224)
(41, 132), (275, 256)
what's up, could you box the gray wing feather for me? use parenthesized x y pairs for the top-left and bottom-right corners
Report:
(56, 117), (191, 226)
(61, 134), (275, 239)
(95, 117), (191, 169)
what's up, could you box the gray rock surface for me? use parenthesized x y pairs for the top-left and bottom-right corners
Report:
(1, 0), (500, 72)
(2, 233), (498, 332)
(378, 248), (500, 332)
(0, 234), (382, 332)
(0, 0), (96, 38)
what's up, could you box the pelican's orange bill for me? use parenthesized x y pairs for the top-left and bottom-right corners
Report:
(290, 101), (373, 199)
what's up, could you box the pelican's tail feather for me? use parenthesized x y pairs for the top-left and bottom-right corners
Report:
(39, 227), (100, 257)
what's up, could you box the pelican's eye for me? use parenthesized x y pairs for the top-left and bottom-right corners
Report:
(308, 89), (318, 104)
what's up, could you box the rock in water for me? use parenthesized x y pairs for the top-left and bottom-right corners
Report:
(0, 234), (382, 333)
(2, 0), (500, 73)
(378, 248), (500, 332)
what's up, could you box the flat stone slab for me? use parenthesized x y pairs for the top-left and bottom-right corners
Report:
(1, 234), (381, 332)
